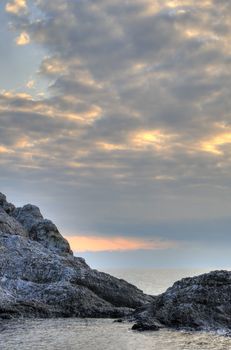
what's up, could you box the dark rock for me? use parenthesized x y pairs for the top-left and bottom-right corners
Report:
(12, 204), (43, 231)
(133, 270), (231, 332)
(113, 318), (123, 323)
(0, 314), (13, 320)
(0, 208), (27, 237)
(0, 192), (152, 319)
(132, 321), (160, 331)
(0, 193), (15, 215)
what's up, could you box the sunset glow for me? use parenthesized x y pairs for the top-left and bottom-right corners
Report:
(66, 236), (177, 253)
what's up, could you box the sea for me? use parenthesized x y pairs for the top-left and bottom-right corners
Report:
(0, 268), (231, 350)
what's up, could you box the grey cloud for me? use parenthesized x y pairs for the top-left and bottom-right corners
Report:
(2, 0), (231, 267)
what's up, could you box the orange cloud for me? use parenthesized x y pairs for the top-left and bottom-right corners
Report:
(15, 136), (34, 149)
(0, 145), (14, 154)
(5, 0), (27, 14)
(65, 235), (177, 252)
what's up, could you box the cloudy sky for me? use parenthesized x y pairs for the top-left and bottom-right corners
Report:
(1, 0), (231, 268)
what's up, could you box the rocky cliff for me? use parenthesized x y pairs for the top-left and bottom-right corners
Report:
(132, 270), (231, 332)
(0, 193), (152, 319)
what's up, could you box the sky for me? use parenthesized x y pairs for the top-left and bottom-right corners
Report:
(1, 0), (231, 269)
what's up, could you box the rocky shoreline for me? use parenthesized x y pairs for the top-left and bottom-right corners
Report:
(132, 270), (231, 333)
(0, 192), (230, 334)
(0, 192), (152, 319)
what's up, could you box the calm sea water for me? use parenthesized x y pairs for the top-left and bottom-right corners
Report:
(1, 268), (231, 350)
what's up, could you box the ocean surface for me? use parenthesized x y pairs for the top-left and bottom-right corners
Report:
(1, 268), (231, 350)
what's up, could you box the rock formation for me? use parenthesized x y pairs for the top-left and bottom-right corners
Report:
(2, 191), (229, 332)
(132, 270), (231, 332)
(0, 192), (152, 319)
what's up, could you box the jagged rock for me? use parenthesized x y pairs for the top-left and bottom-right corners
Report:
(29, 219), (71, 256)
(133, 270), (231, 332)
(0, 207), (27, 237)
(12, 204), (72, 255)
(0, 192), (152, 319)
(0, 193), (15, 215)
(13, 204), (44, 231)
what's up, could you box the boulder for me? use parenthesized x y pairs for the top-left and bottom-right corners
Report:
(13, 204), (43, 231)
(132, 321), (160, 331)
(133, 270), (231, 332)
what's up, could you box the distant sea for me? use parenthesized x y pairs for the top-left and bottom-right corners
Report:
(1, 268), (230, 350)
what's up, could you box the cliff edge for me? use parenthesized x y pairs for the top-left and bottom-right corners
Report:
(0, 192), (152, 319)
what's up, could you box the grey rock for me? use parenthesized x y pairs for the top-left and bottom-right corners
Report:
(133, 270), (231, 332)
(29, 219), (72, 256)
(0, 192), (152, 319)
(0, 193), (15, 215)
(13, 204), (72, 255)
(0, 208), (27, 237)
(13, 204), (43, 231)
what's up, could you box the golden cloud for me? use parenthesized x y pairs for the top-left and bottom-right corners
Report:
(143, 0), (212, 16)
(96, 130), (177, 154)
(131, 129), (177, 151)
(1, 91), (32, 99)
(200, 132), (231, 155)
(41, 58), (68, 75)
(15, 137), (34, 149)
(0, 90), (101, 125)
(5, 0), (27, 14)
(166, 0), (212, 8)
(96, 142), (127, 152)
(16, 32), (30, 46)
(0, 146), (13, 154)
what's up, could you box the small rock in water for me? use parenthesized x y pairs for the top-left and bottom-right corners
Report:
(132, 321), (160, 331)
(113, 318), (123, 323)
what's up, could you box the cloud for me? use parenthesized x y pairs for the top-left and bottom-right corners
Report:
(0, 146), (13, 154)
(2, 0), (231, 264)
(15, 31), (30, 45)
(26, 80), (35, 89)
(66, 235), (177, 252)
(200, 131), (231, 155)
(5, 0), (27, 14)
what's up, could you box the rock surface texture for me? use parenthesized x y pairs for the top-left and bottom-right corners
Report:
(133, 270), (231, 332)
(0, 193), (152, 319)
